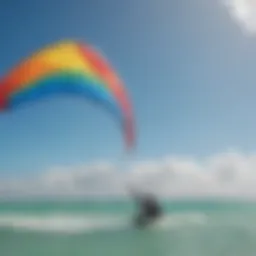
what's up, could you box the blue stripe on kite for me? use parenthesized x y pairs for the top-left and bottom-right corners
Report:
(8, 72), (124, 126)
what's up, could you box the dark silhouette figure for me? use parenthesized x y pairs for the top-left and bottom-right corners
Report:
(132, 192), (163, 228)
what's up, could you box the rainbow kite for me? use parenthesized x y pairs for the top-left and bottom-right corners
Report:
(0, 40), (135, 150)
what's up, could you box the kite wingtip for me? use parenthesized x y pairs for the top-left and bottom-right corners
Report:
(0, 82), (7, 111)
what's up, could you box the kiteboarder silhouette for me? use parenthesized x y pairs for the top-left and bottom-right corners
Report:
(129, 189), (163, 228)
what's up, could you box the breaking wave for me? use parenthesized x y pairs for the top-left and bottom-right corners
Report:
(0, 212), (208, 234)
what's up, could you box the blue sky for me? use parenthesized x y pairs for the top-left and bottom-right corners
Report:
(1, 0), (256, 177)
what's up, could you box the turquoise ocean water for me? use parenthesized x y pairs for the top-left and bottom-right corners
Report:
(1, 199), (256, 256)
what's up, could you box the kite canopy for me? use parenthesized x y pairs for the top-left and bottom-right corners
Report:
(0, 40), (135, 150)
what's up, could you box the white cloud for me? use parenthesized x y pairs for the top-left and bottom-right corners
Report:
(223, 0), (256, 34)
(2, 150), (256, 200)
